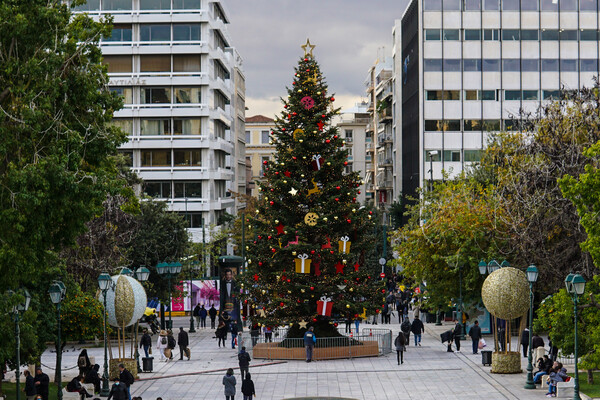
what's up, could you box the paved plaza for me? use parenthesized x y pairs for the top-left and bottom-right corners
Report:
(32, 316), (588, 400)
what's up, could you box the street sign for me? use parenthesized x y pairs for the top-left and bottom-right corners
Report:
(378, 258), (386, 265)
(379, 272), (386, 278)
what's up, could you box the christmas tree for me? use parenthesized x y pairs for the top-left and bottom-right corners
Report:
(242, 40), (384, 337)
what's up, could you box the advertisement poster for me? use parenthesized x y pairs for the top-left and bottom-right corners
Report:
(183, 279), (221, 312)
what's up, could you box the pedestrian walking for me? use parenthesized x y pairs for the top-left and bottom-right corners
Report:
(209, 304), (217, 329)
(521, 327), (529, 358)
(410, 315), (424, 346)
(304, 326), (316, 362)
(231, 322), (239, 349)
(238, 346), (251, 380)
(216, 321), (228, 348)
(193, 304), (201, 329)
(250, 324), (260, 347)
(24, 370), (37, 400)
(241, 373), (255, 400)
(140, 328), (152, 358)
(394, 331), (406, 365)
(401, 317), (411, 346)
(223, 368), (236, 400)
(468, 320), (482, 354)
(106, 378), (128, 400)
(453, 319), (462, 352)
(199, 305), (208, 328)
(156, 330), (169, 362)
(178, 327), (190, 360)
(345, 313), (352, 334)
(263, 325), (273, 342)
(354, 316), (361, 334)
(118, 363), (134, 400)
(34, 367), (49, 400)
(167, 330), (176, 360)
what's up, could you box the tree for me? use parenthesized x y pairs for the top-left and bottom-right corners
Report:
(242, 44), (382, 336)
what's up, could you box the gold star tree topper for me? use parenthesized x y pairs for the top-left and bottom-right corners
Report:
(301, 38), (315, 57)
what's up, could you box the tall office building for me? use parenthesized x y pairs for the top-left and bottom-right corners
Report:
(73, 0), (245, 242)
(398, 0), (600, 202)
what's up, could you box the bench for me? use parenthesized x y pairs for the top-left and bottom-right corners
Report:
(556, 380), (575, 398)
(62, 383), (95, 400)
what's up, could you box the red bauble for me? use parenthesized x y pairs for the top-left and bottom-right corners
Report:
(293, 112), (297, 116)
(280, 302), (284, 307)
(354, 314), (359, 318)
(335, 198), (339, 201)
(310, 286), (314, 290)
(263, 160), (268, 165)
(284, 105), (288, 108)
(275, 171), (279, 175)
(270, 188), (274, 192)
(258, 235), (262, 239)
(311, 250), (315, 254)
(326, 139), (330, 143)
(334, 322), (338, 327)
(292, 156), (297, 160)
(312, 318), (317, 322)
(271, 248), (276, 253)
(297, 299), (301, 303)
(292, 81), (296, 85)
(287, 279), (291, 283)
(330, 97), (335, 101)
(270, 201), (274, 205)
(330, 250), (334, 254)
(358, 190), (361, 194)
(369, 211), (373, 215)
(375, 309), (380, 314)
(381, 289), (385, 293)
(304, 58), (308, 61)
(344, 161), (348, 166)
(336, 186), (341, 190)
(321, 114), (326, 118)
(353, 198), (356, 202)
(306, 69), (310, 72)
(334, 135), (338, 139)
(268, 235), (272, 239)
(258, 262), (263, 266)
(282, 128), (286, 131)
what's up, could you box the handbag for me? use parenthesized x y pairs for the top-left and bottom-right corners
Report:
(149, 347), (152, 355)
(478, 338), (486, 349)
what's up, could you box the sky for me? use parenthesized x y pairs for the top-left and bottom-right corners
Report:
(224, 0), (410, 119)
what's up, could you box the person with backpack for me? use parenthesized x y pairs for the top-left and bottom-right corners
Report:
(238, 346), (251, 380)
(118, 363), (134, 400)
(453, 319), (463, 352)
(167, 330), (176, 360)
(394, 331), (407, 365)
(304, 326), (316, 362)
(156, 330), (169, 362)
(77, 349), (92, 377)
(401, 317), (411, 346)
(241, 372), (255, 400)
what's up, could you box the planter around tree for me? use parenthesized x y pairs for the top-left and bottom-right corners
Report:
(491, 351), (521, 374)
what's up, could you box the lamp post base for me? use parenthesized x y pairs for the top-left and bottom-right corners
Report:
(435, 310), (442, 326)
(100, 378), (110, 397)
(189, 317), (196, 333)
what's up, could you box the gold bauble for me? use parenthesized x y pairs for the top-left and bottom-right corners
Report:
(346, 304), (350, 308)
(481, 267), (530, 320)
(292, 251), (297, 256)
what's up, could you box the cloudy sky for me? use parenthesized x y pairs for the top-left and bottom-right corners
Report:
(225, 0), (410, 118)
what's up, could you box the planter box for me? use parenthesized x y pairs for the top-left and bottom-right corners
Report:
(253, 340), (379, 360)
(491, 351), (522, 374)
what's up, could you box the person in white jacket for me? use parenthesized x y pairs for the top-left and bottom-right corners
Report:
(156, 330), (169, 362)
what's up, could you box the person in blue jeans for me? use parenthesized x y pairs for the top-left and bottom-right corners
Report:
(231, 321), (239, 349)
(468, 320), (482, 354)
(410, 315), (425, 346)
(354, 317), (361, 334)
(304, 326), (316, 362)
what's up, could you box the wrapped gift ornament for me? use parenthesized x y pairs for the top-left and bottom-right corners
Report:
(98, 275), (147, 328)
(317, 296), (333, 317)
(295, 254), (312, 274)
(311, 155), (325, 171)
(338, 236), (351, 254)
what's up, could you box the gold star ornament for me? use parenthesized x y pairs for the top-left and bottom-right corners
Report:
(301, 38), (315, 57)
(299, 320), (308, 329)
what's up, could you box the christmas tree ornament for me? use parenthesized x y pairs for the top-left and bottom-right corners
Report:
(338, 236), (351, 253)
(275, 223), (285, 235)
(300, 96), (315, 109)
(335, 262), (344, 274)
(301, 38), (315, 57)
(323, 217), (328, 221)
(354, 263), (360, 272)
(292, 251), (297, 256)
(311, 155), (325, 170)
(295, 254), (312, 274)
(304, 212), (319, 226)
(293, 128), (304, 140)
(321, 237), (332, 249)
(317, 296), (333, 316)
(307, 180), (320, 196)
(346, 304), (350, 309)
(284, 171), (291, 177)
(299, 320), (308, 328)
(286, 236), (299, 246)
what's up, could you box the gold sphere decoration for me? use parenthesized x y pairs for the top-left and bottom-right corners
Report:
(346, 304), (350, 308)
(481, 267), (530, 320)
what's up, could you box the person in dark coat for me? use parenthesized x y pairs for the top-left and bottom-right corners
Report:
(453, 320), (463, 352)
(178, 327), (190, 360)
(34, 367), (50, 400)
(468, 320), (482, 354)
(222, 368), (236, 400)
(394, 331), (407, 365)
(230, 322), (239, 349)
(520, 327), (530, 358)
(532, 333), (544, 350)
(193, 304), (201, 329)
(241, 372), (255, 400)
(140, 328), (152, 358)
(199, 305), (208, 328)
(410, 316), (424, 346)
(106, 378), (128, 400)
(209, 304), (218, 329)
(304, 326), (316, 362)
(66, 375), (93, 399)
(250, 324), (260, 347)
(77, 349), (92, 377)
(118, 364), (134, 400)
(167, 330), (176, 360)
(84, 364), (101, 394)
(24, 370), (37, 399)
(238, 346), (251, 380)
(216, 321), (227, 348)
(400, 317), (411, 345)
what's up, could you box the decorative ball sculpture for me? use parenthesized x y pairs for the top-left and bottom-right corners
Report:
(98, 275), (147, 328)
(481, 267), (530, 320)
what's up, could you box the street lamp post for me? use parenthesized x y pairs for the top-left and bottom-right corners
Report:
(98, 273), (114, 397)
(189, 261), (198, 333)
(10, 289), (30, 400)
(49, 282), (66, 400)
(524, 265), (539, 389)
(157, 262), (182, 330)
(133, 267), (150, 374)
(565, 273), (586, 400)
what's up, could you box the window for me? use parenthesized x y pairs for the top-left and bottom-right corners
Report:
(464, 90), (496, 100)
(464, 119), (482, 131)
(175, 87), (201, 103)
(425, 29), (441, 41)
(541, 0), (558, 11)
(543, 90), (561, 100)
(215, 181), (227, 199)
(141, 119), (170, 135)
(104, 24), (132, 42)
(464, 29), (481, 40)
(425, 150), (441, 161)
(424, 120), (460, 131)
(173, 24), (201, 41)
(140, 55), (170, 72)
(521, 30), (539, 40)
(144, 181), (171, 198)
(502, 29), (520, 41)
(463, 0), (481, 10)
(103, 0), (130, 10)
(110, 119), (133, 135)
(345, 129), (353, 141)
(140, 24), (170, 42)
(427, 90), (443, 100)
(464, 90), (478, 100)
(173, 0), (201, 9)
(483, 119), (501, 131)
(522, 59), (539, 72)
(503, 59), (520, 72)
(102, 55), (132, 73)
(483, 29), (500, 41)
(443, 29), (460, 40)
(174, 182), (202, 198)
(502, 0), (519, 10)
(214, 90), (229, 110)
(464, 59), (481, 71)
(580, 0), (598, 11)
(423, 0), (442, 10)
(541, 59), (559, 72)
(483, 59), (500, 72)
(580, 59), (599, 72)
(245, 130), (251, 143)
(214, 60), (230, 80)
(505, 90), (521, 100)
(464, 150), (482, 162)
(110, 87), (133, 103)
(557, 0), (577, 10)
(174, 150), (201, 166)
(444, 0), (462, 10)
(424, 59), (443, 72)
(522, 0), (538, 10)
(261, 130), (270, 144)
(444, 59), (461, 72)
(141, 150), (171, 166)
(141, 87), (171, 104)
(139, 0), (170, 10)
(580, 30), (598, 41)
(73, 0), (99, 11)
(426, 90), (460, 100)
(561, 59), (577, 72)
(213, 30), (229, 51)
(444, 150), (461, 162)
(173, 119), (201, 135)
(522, 90), (539, 100)
(173, 55), (201, 72)
(541, 29), (559, 40)
(503, 119), (519, 131)
(560, 30), (578, 41)
(483, 0), (499, 10)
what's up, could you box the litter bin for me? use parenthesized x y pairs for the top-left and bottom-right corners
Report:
(481, 350), (492, 366)
(142, 357), (154, 372)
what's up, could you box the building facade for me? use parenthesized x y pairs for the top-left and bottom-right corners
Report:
(399, 0), (600, 201)
(73, 0), (245, 242)
(245, 115), (276, 198)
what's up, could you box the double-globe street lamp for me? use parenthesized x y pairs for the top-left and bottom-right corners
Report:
(49, 281), (67, 400)
(157, 262), (182, 330)
(10, 289), (31, 400)
(565, 273), (586, 400)
(524, 265), (539, 390)
(98, 273), (114, 397)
